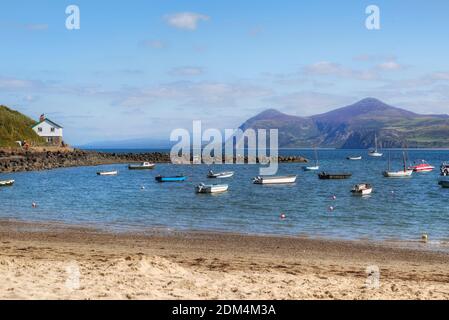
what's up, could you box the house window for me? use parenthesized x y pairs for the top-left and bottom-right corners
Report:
(38, 127), (43, 132)
(51, 127), (55, 132)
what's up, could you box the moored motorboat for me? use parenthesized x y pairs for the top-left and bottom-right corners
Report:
(408, 160), (434, 173)
(253, 175), (297, 184)
(97, 170), (118, 176)
(441, 162), (449, 176)
(351, 183), (373, 196)
(439, 180), (449, 188)
(0, 179), (15, 187)
(128, 162), (155, 170)
(207, 170), (234, 179)
(318, 172), (352, 180)
(155, 175), (186, 182)
(347, 156), (362, 160)
(196, 183), (229, 193)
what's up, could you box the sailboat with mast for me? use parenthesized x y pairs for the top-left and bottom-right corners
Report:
(383, 151), (413, 178)
(368, 133), (383, 157)
(303, 147), (320, 171)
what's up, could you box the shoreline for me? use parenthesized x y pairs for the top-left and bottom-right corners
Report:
(1, 220), (449, 299)
(1, 217), (446, 254)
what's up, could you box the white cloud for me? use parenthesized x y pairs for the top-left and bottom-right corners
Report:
(114, 81), (272, 108)
(303, 61), (379, 81)
(164, 12), (210, 30)
(377, 60), (403, 71)
(169, 66), (204, 76)
(267, 91), (356, 116)
(431, 72), (449, 81)
(0, 77), (42, 90)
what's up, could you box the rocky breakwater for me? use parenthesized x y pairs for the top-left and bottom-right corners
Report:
(0, 149), (171, 173)
(0, 149), (308, 173)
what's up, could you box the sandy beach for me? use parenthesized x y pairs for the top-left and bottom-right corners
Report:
(0, 220), (449, 300)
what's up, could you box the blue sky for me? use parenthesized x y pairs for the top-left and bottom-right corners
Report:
(1, 0), (449, 145)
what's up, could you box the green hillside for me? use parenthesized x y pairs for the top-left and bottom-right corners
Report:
(0, 105), (45, 147)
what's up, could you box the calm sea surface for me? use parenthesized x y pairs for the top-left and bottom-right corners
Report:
(1, 149), (449, 244)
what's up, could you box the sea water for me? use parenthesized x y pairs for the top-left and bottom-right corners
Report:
(1, 149), (449, 244)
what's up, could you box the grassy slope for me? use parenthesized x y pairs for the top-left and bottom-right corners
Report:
(0, 105), (45, 147)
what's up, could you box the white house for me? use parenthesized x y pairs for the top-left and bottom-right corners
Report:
(32, 114), (64, 146)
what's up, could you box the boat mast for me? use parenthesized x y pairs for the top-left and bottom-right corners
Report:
(388, 151), (391, 172)
(402, 151), (407, 172)
(314, 147), (319, 166)
(374, 133), (378, 152)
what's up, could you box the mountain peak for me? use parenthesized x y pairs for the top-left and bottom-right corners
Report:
(355, 97), (388, 106)
(313, 97), (417, 123)
(256, 108), (285, 118)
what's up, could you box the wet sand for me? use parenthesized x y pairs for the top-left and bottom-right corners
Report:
(1, 220), (449, 299)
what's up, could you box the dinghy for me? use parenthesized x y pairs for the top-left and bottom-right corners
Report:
(97, 170), (118, 176)
(207, 170), (234, 179)
(196, 183), (229, 194)
(368, 133), (383, 157)
(253, 175), (297, 184)
(383, 152), (413, 178)
(128, 162), (155, 170)
(0, 180), (14, 187)
(155, 175), (186, 182)
(347, 156), (362, 160)
(351, 183), (373, 196)
(318, 172), (352, 180)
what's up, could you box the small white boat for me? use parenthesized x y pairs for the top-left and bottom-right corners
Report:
(0, 180), (15, 187)
(97, 170), (118, 176)
(253, 175), (297, 185)
(383, 152), (413, 178)
(304, 148), (320, 171)
(368, 134), (383, 157)
(347, 156), (362, 160)
(368, 151), (383, 157)
(128, 162), (155, 170)
(351, 183), (373, 196)
(207, 170), (234, 179)
(196, 183), (229, 194)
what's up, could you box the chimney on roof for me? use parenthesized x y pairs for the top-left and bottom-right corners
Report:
(39, 114), (46, 122)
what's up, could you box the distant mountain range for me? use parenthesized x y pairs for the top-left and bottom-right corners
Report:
(239, 98), (449, 148)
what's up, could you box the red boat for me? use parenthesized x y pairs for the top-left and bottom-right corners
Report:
(408, 160), (435, 173)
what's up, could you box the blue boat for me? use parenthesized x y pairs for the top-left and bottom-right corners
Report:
(155, 175), (186, 182)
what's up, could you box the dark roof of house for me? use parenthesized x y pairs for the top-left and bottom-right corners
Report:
(32, 118), (63, 129)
